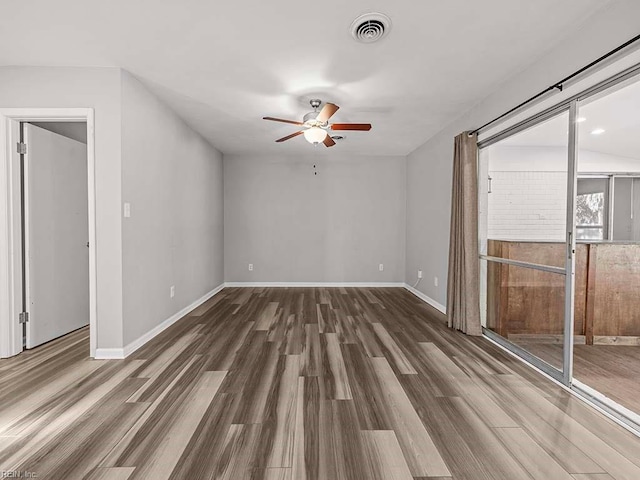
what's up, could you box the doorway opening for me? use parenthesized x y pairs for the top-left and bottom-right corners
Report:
(22, 121), (89, 350)
(0, 109), (96, 359)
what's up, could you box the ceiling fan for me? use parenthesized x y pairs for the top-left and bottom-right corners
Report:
(263, 99), (372, 147)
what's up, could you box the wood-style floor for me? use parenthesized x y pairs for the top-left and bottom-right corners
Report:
(520, 342), (640, 414)
(1, 287), (639, 480)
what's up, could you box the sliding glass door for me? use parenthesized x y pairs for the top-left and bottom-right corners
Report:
(572, 77), (640, 419)
(479, 109), (575, 381)
(479, 67), (640, 430)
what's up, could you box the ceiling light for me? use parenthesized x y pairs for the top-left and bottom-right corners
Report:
(591, 128), (605, 135)
(576, 117), (587, 123)
(304, 127), (327, 145)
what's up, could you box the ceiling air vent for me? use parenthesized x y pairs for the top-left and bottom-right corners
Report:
(350, 13), (391, 44)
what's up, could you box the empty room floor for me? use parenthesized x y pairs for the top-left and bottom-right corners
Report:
(1, 287), (639, 480)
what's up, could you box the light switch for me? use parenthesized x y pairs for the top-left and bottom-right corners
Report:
(124, 202), (131, 218)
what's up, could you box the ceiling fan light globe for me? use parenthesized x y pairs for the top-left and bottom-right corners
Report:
(304, 127), (327, 145)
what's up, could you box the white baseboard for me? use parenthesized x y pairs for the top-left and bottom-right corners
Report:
(403, 284), (447, 314)
(94, 283), (225, 360)
(93, 348), (126, 360)
(224, 282), (405, 288)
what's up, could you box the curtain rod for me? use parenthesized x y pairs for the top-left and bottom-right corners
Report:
(469, 32), (640, 136)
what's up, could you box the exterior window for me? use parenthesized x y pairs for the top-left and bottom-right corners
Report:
(576, 177), (608, 240)
(576, 191), (605, 240)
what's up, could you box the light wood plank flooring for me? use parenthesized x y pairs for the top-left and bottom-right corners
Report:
(519, 342), (640, 414)
(1, 287), (639, 479)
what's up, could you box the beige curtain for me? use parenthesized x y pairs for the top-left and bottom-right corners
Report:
(446, 132), (482, 336)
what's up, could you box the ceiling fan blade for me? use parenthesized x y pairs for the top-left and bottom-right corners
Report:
(316, 103), (339, 123)
(275, 131), (303, 143)
(263, 116), (304, 126)
(330, 123), (372, 131)
(323, 136), (336, 147)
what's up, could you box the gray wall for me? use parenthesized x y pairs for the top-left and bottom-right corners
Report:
(0, 67), (224, 351)
(406, 132), (453, 303)
(405, 0), (640, 308)
(0, 66), (124, 349)
(121, 71), (224, 345)
(224, 154), (406, 283)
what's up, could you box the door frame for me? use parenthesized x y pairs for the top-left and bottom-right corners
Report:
(0, 108), (97, 358)
(478, 104), (574, 386)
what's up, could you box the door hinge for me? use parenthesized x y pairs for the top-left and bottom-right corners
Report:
(19, 312), (29, 324)
(17, 142), (27, 155)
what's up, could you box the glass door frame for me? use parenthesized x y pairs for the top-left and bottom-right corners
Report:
(478, 102), (575, 385)
(563, 100), (578, 385)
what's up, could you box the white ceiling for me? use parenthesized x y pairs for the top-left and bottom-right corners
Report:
(501, 78), (640, 160)
(0, 0), (612, 156)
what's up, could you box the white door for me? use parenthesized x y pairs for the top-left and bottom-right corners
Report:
(24, 123), (89, 349)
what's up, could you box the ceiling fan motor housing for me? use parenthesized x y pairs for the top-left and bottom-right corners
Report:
(303, 99), (325, 127)
(303, 111), (324, 126)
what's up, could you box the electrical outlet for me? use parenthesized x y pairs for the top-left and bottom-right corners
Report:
(170, 285), (175, 298)
(379, 263), (384, 272)
(418, 270), (423, 279)
(248, 263), (253, 271)
(434, 276), (439, 287)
